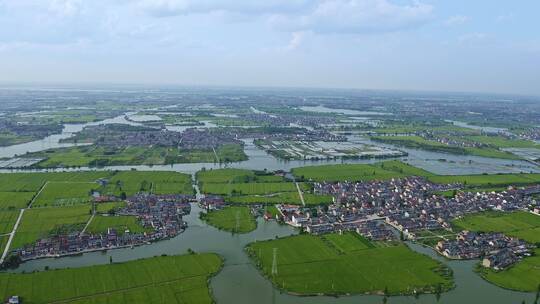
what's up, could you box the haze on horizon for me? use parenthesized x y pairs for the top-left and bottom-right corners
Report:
(0, 0), (539, 96)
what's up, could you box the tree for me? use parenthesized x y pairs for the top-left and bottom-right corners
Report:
(109, 256), (113, 264)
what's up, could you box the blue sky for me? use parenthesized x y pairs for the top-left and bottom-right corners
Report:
(0, 0), (538, 95)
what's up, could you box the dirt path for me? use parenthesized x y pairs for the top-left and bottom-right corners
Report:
(295, 182), (306, 206)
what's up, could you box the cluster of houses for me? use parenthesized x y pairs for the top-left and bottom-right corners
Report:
(313, 177), (539, 239)
(276, 204), (396, 241)
(264, 176), (540, 260)
(14, 194), (192, 261)
(179, 128), (243, 150)
(199, 195), (226, 210)
(66, 124), (243, 151)
(517, 127), (540, 142)
(0, 120), (62, 140)
(436, 231), (533, 270)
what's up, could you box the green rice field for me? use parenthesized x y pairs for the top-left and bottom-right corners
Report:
(201, 206), (256, 233)
(87, 215), (150, 235)
(247, 234), (453, 295)
(0, 253), (223, 304)
(103, 171), (193, 196)
(11, 205), (91, 249)
(32, 182), (97, 207)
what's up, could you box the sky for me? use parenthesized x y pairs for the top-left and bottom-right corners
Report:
(0, 0), (539, 96)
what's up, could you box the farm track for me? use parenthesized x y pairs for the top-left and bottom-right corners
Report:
(295, 182), (305, 206)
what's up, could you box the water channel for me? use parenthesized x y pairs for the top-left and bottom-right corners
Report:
(0, 113), (538, 303)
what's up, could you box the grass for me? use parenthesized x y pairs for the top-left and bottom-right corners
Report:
(201, 182), (297, 196)
(0, 171), (111, 192)
(196, 169), (332, 206)
(201, 206), (256, 233)
(465, 135), (540, 149)
(322, 233), (374, 253)
(103, 171), (193, 196)
(479, 249), (540, 292)
(0, 253), (223, 304)
(96, 201), (126, 213)
(226, 193), (302, 205)
(452, 211), (540, 243)
(428, 173), (540, 188)
(371, 135), (521, 160)
(225, 192), (332, 206)
(87, 215), (151, 235)
(33, 182), (97, 207)
(0, 192), (34, 209)
(24, 143), (247, 168)
(11, 205), (91, 249)
(197, 168), (283, 184)
(0, 210), (20, 235)
(247, 234), (453, 295)
(291, 160), (430, 182)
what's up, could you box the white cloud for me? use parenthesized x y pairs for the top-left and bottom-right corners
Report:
(282, 31), (307, 51)
(137, 0), (312, 17)
(458, 32), (488, 45)
(48, 0), (82, 17)
(270, 0), (433, 34)
(444, 15), (469, 27)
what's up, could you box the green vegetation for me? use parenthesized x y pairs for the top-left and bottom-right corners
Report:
(87, 215), (150, 235)
(201, 206), (256, 233)
(452, 211), (540, 243)
(198, 169), (330, 206)
(96, 201), (126, 213)
(33, 182), (97, 207)
(202, 182), (297, 196)
(371, 136), (520, 160)
(428, 173), (540, 188)
(12, 205), (91, 249)
(478, 249), (540, 292)
(370, 123), (480, 135)
(0, 253), (223, 304)
(225, 193), (302, 205)
(0, 192), (34, 209)
(465, 135), (540, 149)
(0, 210), (19, 234)
(452, 211), (540, 291)
(24, 143), (247, 168)
(0, 171), (110, 192)
(0, 133), (36, 147)
(292, 160), (432, 182)
(197, 168), (283, 184)
(247, 234), (453, 295)
(103, 171), (193, 196)
(322, 232), (374, 253)
(0, 170), (195, 251)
